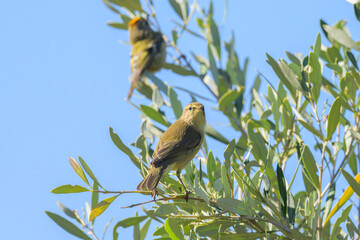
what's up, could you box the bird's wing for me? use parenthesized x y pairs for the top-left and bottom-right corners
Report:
(151, 121), (202, 168)
(127, 33), (164, 100)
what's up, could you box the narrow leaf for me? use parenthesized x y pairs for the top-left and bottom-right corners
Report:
(89, 195), (119, 222)
(140, 105), (169, 127)
(51, 184), (89, 194)
(69, 157), (90, 187)
(341, 169), (360, 197)
(301, 146), (320, 190)
(325, 172), (360, 224)
(165, 218), (184, 240)
(109, 127), (141, 169)
(78, 156), (104, 189)
(45, 211), (91, 240)
(326, 97), (341, 140)
(168, 87), (183, 119)
(323, 25), (360, 51)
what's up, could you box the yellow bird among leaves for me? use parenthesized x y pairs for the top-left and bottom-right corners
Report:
(127, 17), (166, 100)
(137, 102), (206, 200)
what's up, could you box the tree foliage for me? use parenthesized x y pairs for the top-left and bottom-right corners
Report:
(47, 0), (360, 239)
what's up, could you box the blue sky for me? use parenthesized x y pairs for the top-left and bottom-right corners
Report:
(1, 0), (359, 239)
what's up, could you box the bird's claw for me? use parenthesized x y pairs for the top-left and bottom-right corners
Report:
(151, 189), (158, 202)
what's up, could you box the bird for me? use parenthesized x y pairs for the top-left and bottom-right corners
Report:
(137, 102), (206, 200)
(127, 17), (166, 100)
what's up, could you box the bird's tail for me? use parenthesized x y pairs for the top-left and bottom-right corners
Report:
(137, 167), (163, 191)
(126, 71), (142, 100)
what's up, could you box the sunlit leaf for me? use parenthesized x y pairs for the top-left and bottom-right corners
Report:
(341, 169), (360, 197)
(165, 218), (184, 240)
(323, 25), (360, 51)
(325, 172), (360, 224)
(218, 89), (244, 112)
(68, 157), (90, 187)
(56, 202), (77, 220)
(89, 195), (119, 222)
(313, 33), (321, 57)
(140, 105), (170, 127)
(51, 184), (90, 194)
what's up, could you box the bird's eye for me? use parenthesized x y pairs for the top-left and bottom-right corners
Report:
(188, 107), (192, 111)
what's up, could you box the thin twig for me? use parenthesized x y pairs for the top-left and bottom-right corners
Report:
(121, 196), (216, 209)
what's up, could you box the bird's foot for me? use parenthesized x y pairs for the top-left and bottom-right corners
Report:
(151, 189), (158, 202)
(184, 190), (191, 202)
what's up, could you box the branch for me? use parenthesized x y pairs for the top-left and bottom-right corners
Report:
(121, 195), (217, 209)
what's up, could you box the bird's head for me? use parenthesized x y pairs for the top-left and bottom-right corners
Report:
(128, 17), (152, 44)
(180, 102), (206, 129)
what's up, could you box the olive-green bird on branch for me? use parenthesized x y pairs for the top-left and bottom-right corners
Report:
(127, 17), (166, 100)
(137, 102), (206, 200)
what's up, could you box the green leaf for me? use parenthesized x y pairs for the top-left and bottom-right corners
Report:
(313, 33), (321, 57)
(221, 165), (231, 198)
(204, 124), (230, 145)
(207, 44), (219, 85)
(51, 184), (90, 194)
(325, 172), (360, 224)
(78, 156), (104, 190)
(308, 52), (322, 102)
(323, 25), (360, 51)
(165, 218), (184, 240)
(322, 183), (335, 225)
(113, 215), (148, 240)
(330, 204), (353, 240)
(209, 19), (221, 60)
(218, 89), (244, 112)
(140, 219), (151, 240)
(279, 59), (307, 95)
(144, 72), (169, 95)
(163, 63), (197, 76)
(216, 198), (250, 215)
(107, 22), (128, 30)
(108, 0), (143, 12)
(326, 97), (341, 140)
(140, 105), (169, 127)
(277, 164), (287, 218)
(155, 204), (178, 216)
(45, 211), (91, 240)
(247, 121), (267, 161)
(266, 53), (295, 96)
(89, 195), (119, 222)
(285, 51), (301, 66)
(224, 139), (235, 160)
(346, 50), (359, 70)
(301, 146), (320, 190)
(355, 4), (360, 22)
(206, 152), (215, 189)
(109, 127), (141, 169)
(341, 169), (360, 197)
(91, 182), (99, 211)
(68, 157), (90, 187)
(168, 87), (183, 119)
(56, 202), (77, 220)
